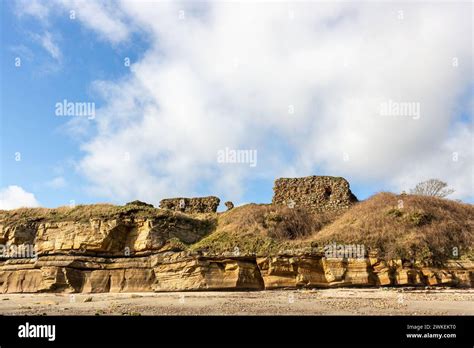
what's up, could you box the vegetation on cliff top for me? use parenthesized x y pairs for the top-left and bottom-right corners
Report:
(312, 192), (473, 262)
(0, 203), (214, 225)
(190, 204), (337, 255)
(193, 193), (473, 262)
(0, 193), (472, 263)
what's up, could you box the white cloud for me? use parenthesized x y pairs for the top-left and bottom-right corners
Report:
(15, 1), (474, 202)
(45, 176), (67, 189)
(389, 122), (473, 199)
(15, 0), (51, 22)
(0, 186), (40, 210)
(15, 0), (131, 45)
(56, 0), (130, 44)
(31, 31), (62, 61)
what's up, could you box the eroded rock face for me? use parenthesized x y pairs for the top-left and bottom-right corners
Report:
(152, 253), (264, 291)
(0, 254), (264, 293)
(0, 256), (156, 293)
(1, 213), (213, 257)
(272, 176), (358, 212)
(0, 254), (471, 293)
(256, 256), (473, 289)
(256, 256), (372, 288)
(159, 196), (220, 213)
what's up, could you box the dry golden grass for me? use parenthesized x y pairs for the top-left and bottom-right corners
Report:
(191, 204), (339, 255)
(0, 204), (150, 224)
(217, 203), (338, 240)
(312, 192), (474, 263)
(193, 194), (473, 262)
(0, 203), (215, 225)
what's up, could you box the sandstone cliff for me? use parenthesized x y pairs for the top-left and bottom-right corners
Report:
(0, 179), (472, 293)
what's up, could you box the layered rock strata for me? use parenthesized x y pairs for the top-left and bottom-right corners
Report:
(0, 253), (472, 293)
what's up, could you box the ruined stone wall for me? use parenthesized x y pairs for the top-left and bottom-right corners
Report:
(272, 176), (357, 213)
(159, 196), (220, 214)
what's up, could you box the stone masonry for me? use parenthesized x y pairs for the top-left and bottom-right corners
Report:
(159, 196), (220, 213)
(272, 176), (358, 213)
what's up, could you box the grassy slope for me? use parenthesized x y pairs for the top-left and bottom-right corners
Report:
(193, 193), (474, 262)
(312, 192), (474, 262)
(190, 203), (339, 255)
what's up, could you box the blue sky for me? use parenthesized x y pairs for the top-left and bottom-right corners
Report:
(1, 1), (149, 207)
(1, 1), (472, 209)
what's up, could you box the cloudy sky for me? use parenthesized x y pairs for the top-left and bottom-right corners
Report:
(1, 0), (472, 210)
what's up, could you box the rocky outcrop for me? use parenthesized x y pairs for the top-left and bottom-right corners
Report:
(152, 253), (263, 291)
(0, 256), (156, 293)
(255, 256), (473, 289)
(272, 176), (358, 212)
(0, 253), (472, 293)
(159, 196), (220, 213)
(0, 253), (264, 293)
(224, 201), (234, 211)
(0, 215), (213, 257)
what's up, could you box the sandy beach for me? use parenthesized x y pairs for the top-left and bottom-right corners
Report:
(0, 288), (472, 316)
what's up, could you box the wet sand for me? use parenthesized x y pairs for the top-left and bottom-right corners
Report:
(0, 288), (472, 316)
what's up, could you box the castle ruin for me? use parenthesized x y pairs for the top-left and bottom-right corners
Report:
(159, 196), (220, 213)
(272, 175), (358, 213)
